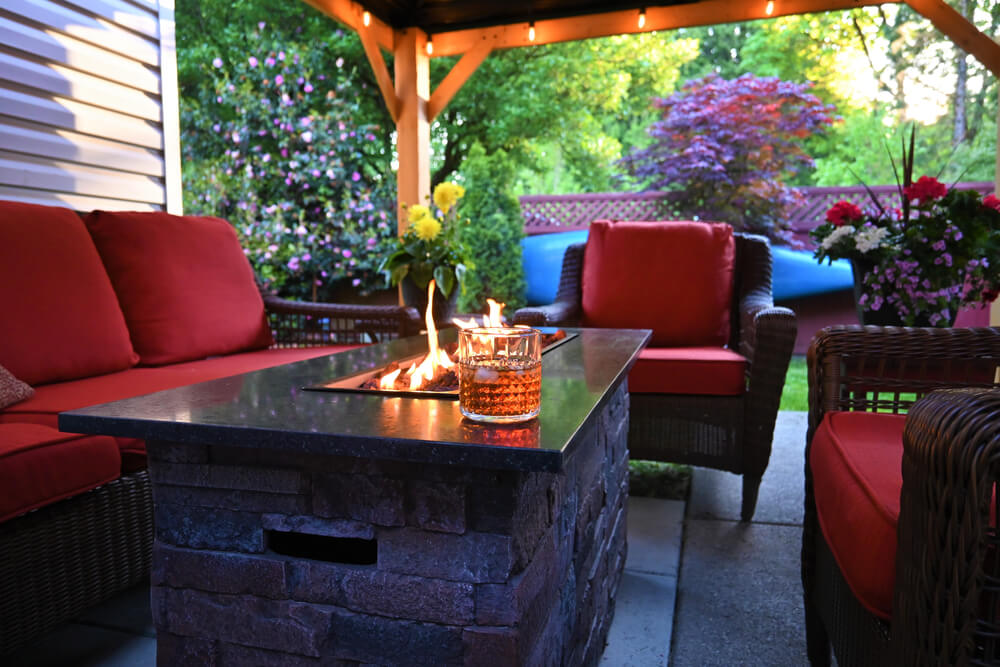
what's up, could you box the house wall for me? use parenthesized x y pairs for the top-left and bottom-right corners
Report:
(0, 0), (181, 213)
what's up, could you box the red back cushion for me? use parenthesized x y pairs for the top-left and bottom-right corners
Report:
(0, 201), (138, 385)
(84, 211), (273, 365)
(581, 221), (735, 347)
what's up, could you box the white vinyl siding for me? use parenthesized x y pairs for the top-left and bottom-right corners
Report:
(0, 0), (180, 212)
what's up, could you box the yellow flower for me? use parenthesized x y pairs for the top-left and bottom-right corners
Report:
(433, 182), (465, 215)
(407, 204), (432, 223)
(412, 215), (441, 241)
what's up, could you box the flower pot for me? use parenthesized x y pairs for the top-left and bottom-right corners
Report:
(401, 279), (459, 327)
(851, 260), (957, 327)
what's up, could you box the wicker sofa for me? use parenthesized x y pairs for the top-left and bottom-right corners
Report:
(804, 325), (1000, 666)
(0, 201), (420, 655)
(513, 220), (797, 520)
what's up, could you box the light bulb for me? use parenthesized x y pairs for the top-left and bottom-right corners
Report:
(426, 37), (433, 55)
(528, 22), (536, 41)
(363, 11), (371, 27)
(765, 1), (774, 15)
(638, 9), (646, 29)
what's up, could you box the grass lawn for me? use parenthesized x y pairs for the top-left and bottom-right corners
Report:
(780, 355), (808, 412)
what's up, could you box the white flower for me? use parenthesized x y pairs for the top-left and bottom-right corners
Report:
(854, 226), (890, 254)
(821, 225), (855, 250)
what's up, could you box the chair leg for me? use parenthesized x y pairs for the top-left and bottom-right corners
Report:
(740, 474), (762, 521)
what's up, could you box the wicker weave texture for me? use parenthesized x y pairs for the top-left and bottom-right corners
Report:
(263, 294), (422, 345)
(804, 327), (1000, 666)
(513, 231), (797, 520)
(0, 471), (154, 655)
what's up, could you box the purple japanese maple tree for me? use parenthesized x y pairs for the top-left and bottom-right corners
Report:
(620, 73), (834, 241)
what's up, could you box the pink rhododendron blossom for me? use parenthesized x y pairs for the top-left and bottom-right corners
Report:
(825, 200), (863, 227)
(903, 176), (947, 203)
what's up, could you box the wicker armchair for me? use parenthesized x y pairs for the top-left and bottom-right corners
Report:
(513, 232), (797, 520)
(0, 294), (419, 656)
(804, 325), (1000, 666)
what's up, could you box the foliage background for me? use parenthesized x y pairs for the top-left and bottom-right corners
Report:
(176, 0), (998, 303)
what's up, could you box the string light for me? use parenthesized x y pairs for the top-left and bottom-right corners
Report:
(362, 11), (371, 27)
(638, 8), (646, 29)
(426, 35), (433, 55)
(528, 22), (536, 41)
(765, 1), (774, 15)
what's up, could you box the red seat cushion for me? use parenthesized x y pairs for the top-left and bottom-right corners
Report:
(810, 411), (907, 619)
(0, 201), (138, 385)
(581, 220), (735, 347)
(84, 211), (274, 366)
(0, 423), (120, 522)
(629, 347), (747, 395)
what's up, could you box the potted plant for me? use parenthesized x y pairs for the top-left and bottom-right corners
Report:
(381, 182), (471, 324)
(812, 130), (1000, 326)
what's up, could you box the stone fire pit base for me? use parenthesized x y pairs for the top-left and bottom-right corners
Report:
(148, 383), (629, 666)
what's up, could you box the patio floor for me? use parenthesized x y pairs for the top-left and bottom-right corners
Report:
(6, 411), (808, 666)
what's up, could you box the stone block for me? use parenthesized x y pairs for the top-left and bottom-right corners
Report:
(162, 588), (334, 658)
(155, 503), (264, 552)
(328, 607), (464, 665)
(154, 484), (309, 514)
(261, 514), (374, 540)
(379, 528), (513, 583)
(462, 627), (520, 666)
(147, 441), (208, 464)
(217, 642), (323, 666)
(406, 480), (465, 534)
(466, 470), (518, 533)
(312, 473), (405, 526)
(153, 543), (287, 598)
(476, 524), (560, 626)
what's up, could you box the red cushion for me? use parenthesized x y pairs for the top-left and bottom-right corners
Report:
(810, 411), (907, 619)
(0, 423), (120, 522)
(0, 201), (138, 385)
(2, 346), (361, 430)
(581, 220), (735, 347)
(629, 347), (747, 395)
(84, 211), (274, 365)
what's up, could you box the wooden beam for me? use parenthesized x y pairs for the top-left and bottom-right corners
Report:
(299, 0), (394, 51)
(905, 0), (1000, 77)
(358, 19), (399, 123)
(394, 28), (431, 236)
(426, 41), (492, 122)
(431, 0), (891, 57)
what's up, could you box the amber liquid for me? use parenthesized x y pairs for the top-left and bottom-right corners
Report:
(458, 355), (541, 422)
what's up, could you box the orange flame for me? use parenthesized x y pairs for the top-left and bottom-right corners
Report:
(407, 280), (454, 390)
(451, 298), (507, 329)
(378, 366), (402, 389)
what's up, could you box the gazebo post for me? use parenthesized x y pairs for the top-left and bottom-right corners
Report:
(393, 28), (431, 237)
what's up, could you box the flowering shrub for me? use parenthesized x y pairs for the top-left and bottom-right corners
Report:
(813, 170), (1000, 325)
(619, 73), (834, 241)
(180, 24), (396, 300)
(380, 182), (471, 298)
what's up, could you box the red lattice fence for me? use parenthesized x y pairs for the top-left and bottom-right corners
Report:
(520, 182), (995, 248)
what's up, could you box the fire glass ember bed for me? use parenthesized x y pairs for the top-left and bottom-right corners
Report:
(60, 327), (650, 666)
(303, 327), (576, 399)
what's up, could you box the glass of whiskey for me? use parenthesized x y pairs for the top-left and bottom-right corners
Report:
(458, 327), (541, 423)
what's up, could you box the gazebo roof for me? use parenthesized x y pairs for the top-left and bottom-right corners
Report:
(355, 0), (675, 35)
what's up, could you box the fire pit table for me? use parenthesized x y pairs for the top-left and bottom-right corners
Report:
(61, 327), (650, 666)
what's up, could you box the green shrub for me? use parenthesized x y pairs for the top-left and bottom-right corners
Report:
(456, 143), (527, 313)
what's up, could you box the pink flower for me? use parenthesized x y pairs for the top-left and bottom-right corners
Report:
(903, 176), (947, 203)
(825, 200), (863, 227)
(984, 194), (1000, 212)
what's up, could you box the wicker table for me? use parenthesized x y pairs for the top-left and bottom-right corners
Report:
(62, 327), (649, 666)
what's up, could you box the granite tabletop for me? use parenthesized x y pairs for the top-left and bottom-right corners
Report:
(60, 327), (650, 472)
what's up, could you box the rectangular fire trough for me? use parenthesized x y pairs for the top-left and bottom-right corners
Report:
(61, 327), (650, 666)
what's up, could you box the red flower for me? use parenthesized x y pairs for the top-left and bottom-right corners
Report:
(902, 175), (947, 203)
(825, 200), (863, 227)
(984, 194), (1000, 212)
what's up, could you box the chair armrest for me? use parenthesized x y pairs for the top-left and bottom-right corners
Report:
(893, 387), (1000, 664)
(806, 326), (1000, 442)
(262, 294), (421, 345)
(512, 242), (585, 327)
